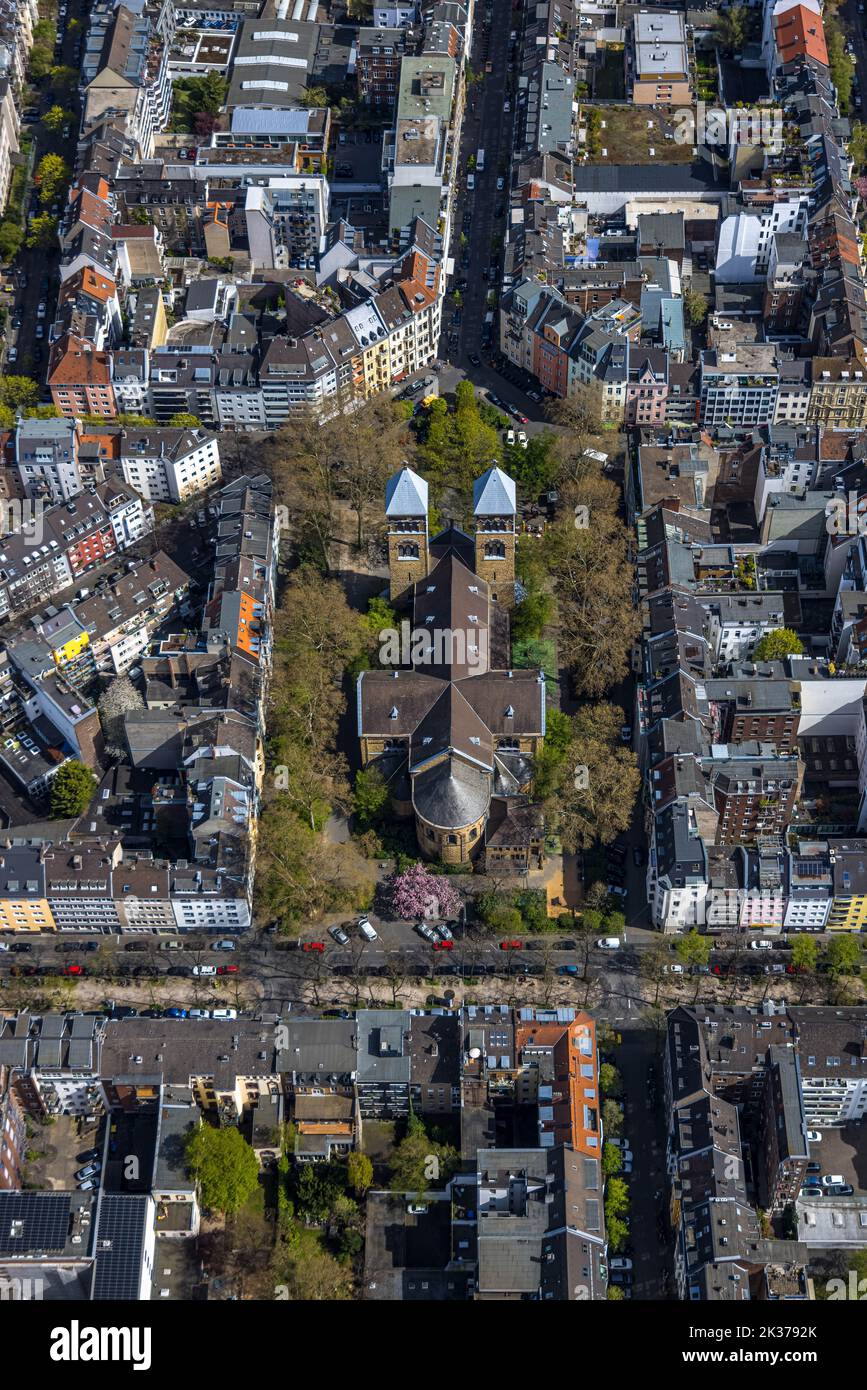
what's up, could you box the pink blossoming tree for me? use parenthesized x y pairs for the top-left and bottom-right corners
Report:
(390, 863), (462, 921)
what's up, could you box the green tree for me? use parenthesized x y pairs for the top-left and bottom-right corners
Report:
(849, 121), (867, 171)
(684, 287), (709, 326)
(352, 765), (391, 830)
(714, 5), (747, 56)
(0, 374), (40, 412)
(43, 105), (70, 134)
(602, 1141), (622, 1177)
(26, 213), (58, 251)
(185, 1123), (260, 1215)
(303, 86), (329, 108)
(824, 934), (862, 977)
(605, 1176), (630, 1217)
(166, 412), (202, 428)
(675, 929), (711, 972)
(753, 628), (804, 661)
(389, 1120), (458, 1193)
(599, 1062), (622, 1097)
(49, 760), (96, 817)
(545, 702), (640, 852)
(0, 221), (23, 264)
(606, 1214), (628, 1252)
(35, 153), (68, 206)
(347, 1151), (373, 1196)
(601, 1098), (623, 1138)
(790, 934), (818, 975)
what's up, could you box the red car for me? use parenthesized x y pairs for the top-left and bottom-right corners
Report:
(514, 413), (529, 425)
(217, 964), (239, 974)
(433, 940), (454, 951)
(302, 942), (325, 953)
(500, 940), (523, 950)
(63, 964), (84, 976)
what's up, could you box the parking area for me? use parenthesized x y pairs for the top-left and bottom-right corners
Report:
(23, 1113), (104, 1192)
(808, 1123), (867, 1194)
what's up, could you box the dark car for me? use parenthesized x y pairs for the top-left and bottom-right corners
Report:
(10, 942), (33, 952)
(139, 1008), (163, 1018)
(633, 845), (646, 866)
(109, 1006), (138, 1020)
(78, 1148), (102, 1162)
(124, 941), (149, 952)
(468, 352), (481, 367)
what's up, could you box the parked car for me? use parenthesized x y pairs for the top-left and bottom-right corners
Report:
(609, 1257), (633, 1271)
(213, 939), (235, 951)
(827, 1183), (855, 1196)
(164, 1007), (187, 1019)
(188, 1009), (210, 1020)
(78, 1179), (99, 1192)
(807, 1130), (822, 1143)
(192, 964), (217, 976)
(749, 939), (774, 950)
(78, 1148), (101, 1163)
(665, 963), (685, 974)
(468, 352), (481, 367)
(357, 917), (378, 941)
(329, 924), (349, 945)
(124, 941), (149, 952)
(822, 1174), (846, 1187)
(75, 1163), (101, 1181)
(301, 942), (325, 953)
(216, 964), (238, 974)
(557, 964), (580, 975)
(500, 939), (523, 950)
(596, 937), (621, 950)
(10, 942), (33, 952)
(435, 923), (454, 942)
(211, 1008), (237, 1020)
(806, 1162), (822, 1174)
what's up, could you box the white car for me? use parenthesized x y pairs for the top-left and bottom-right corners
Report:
(807, 1130), (822, 1143)
(192, 964), (217, 976)
(749, 939), (773, 950)
(665, 963), (684, 974)
(596, 937), (621, 950)
(416, 921), (438, 943)
(517, 430), (528, 448)
(211, 1007), (237, 1020)
(620, 724), (631, 743)
(0, 942), (8, 952)
(506, 427), (515, 445)
(622, 1159), (633, 1174)
(822, 1174), (846, 1187)
(357, 916), (378, 941)
(609, 1257), (633, 1271)
(37, 301), (46, 317)
(435, 922), (453, 942)
(496, 175), (505, 190)
(6, 347), (16, 363)
(188, 1009), (210, 1020)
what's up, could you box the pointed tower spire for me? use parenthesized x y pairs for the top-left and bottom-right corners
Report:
(386, 464), (430, 602)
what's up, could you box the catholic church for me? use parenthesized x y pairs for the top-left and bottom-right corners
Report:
(356, 463), (546, 868)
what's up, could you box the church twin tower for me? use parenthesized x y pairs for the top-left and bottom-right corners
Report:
(385, 463), (517, 606)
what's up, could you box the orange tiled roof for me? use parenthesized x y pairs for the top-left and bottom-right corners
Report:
(514, 1013), (599, 1156)
(774, 5), (828, 67)
(78, 431), (121, 459)
(48, 334), (112, 386)
(58, 266), (117, 307)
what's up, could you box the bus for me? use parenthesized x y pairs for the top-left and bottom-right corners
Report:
(476, 148), (485, 172)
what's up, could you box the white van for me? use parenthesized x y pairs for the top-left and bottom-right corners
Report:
(357, 917), (378, 941)
(211, 1008), (237, 1020)
(597, 937), (621, 950)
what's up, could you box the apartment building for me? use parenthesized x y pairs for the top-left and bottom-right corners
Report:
(118, 427), (222, 504)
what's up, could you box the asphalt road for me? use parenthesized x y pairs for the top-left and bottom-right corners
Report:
(4, 0), (86, 384)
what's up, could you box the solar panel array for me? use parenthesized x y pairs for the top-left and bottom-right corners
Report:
(91, 1195), (148, 1301)
(0, 1192), (72, 1255)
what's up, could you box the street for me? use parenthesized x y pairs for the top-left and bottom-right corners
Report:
(4, 0), (86, 386)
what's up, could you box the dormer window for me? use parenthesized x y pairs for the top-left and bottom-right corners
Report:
(468, 614), (478, 623)
(389, 707), (398, 719)
(505, 705), (515, 718)
(469, 736), (481, 745)
(425, 614), (435, 624)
